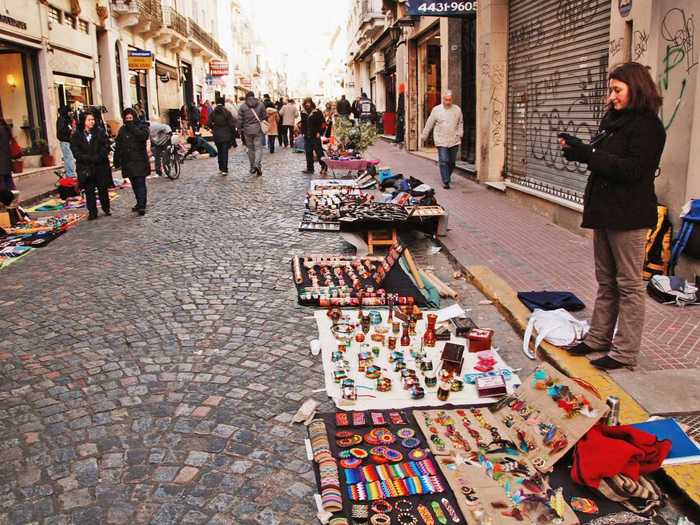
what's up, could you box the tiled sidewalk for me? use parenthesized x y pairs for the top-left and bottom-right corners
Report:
(369, 141), (699, 372)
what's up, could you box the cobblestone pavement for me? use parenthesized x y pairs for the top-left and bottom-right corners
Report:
(0, 147), (529, 525)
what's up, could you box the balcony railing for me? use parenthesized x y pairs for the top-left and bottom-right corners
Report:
(110, 0), (162, 26)
(189, 18), (225, 58)
(163, 6), (188, 38)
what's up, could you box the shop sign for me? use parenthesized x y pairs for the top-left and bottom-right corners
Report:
(128, 50), (153, 70)
(0, 14), (27, 30)
(618, 0), (632, 17)
(406, 0), (477, 16)
(209, 60), (229, 76)
(159, 72), (170, 83)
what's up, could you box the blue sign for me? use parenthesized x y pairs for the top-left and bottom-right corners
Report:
(406, 0), (477, 16)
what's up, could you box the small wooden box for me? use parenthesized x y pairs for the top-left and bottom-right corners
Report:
(476, 375), (507, 398)
(468, 328), (494, 353)
(440, 342), (465, 375)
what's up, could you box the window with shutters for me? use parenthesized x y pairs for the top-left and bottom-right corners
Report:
(78, 19), (89, 34)
(64, 13), (77, 29)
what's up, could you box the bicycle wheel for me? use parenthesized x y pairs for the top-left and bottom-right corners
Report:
(162, 149), (172, 178)
(168, 150), (181, 180)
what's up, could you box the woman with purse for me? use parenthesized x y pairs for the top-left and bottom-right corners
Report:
(559, 62), (666, 370)
(70, 111), (112, 220)
(0, 118), (22, 191)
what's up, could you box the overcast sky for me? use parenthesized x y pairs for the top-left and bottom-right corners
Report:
(247, 0), (350, 92)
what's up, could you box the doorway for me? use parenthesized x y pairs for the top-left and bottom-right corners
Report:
(0, 42), (46, 151)
(418, 30), (441, 149)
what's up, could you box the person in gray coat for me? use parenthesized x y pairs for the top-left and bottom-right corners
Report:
(237, 91), (266, 176)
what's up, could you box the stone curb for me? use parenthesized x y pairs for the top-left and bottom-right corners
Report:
(437, 240), (700, 506)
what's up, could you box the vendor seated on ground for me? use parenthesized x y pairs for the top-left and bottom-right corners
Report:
(0, 189), (31, 227)
(182, 135), (217, 160)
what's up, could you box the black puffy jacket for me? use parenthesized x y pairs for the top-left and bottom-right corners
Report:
(70, 127), (111, 187)
(209, 105), (237, 143)
(581, 109), (666, 230)
(114, 121), (150, 178)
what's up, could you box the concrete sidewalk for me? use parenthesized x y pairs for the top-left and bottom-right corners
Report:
(370, 140), (699, 373)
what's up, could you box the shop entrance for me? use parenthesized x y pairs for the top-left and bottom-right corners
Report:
(55, 74), (93, 112)
(418, 31), (441, 150)
(0, 41), (46, 151)
(128, 70), (148, 119)
(181, 62), (193, 107)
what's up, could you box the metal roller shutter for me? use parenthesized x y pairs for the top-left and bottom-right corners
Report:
(506, 0), (611, 203)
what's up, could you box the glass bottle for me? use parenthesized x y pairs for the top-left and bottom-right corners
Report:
(423, 313), (437, 347)
(400, 323), (411, 347)
(437, 369), (453, 401)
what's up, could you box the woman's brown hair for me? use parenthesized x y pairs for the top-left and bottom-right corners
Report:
(608, 62), (663, 113)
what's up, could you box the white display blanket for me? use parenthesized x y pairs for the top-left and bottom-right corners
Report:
(315, 309), (521, 411)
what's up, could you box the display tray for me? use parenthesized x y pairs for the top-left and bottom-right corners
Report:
(298, 211), (340, 232)
(292, 245), (436, 308)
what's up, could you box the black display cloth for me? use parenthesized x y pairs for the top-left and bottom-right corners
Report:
(293, 254), (433, 308)
(310, 407), (468, 523)
(309, 405), (670, 525)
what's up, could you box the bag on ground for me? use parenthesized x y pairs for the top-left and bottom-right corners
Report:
(646, 275), (698, 306)
(522, 308), (589, 359)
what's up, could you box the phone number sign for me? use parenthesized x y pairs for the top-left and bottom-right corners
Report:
(407, 1), (477, 16)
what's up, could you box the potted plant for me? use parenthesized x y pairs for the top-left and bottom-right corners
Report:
(37, 140), (54, 167)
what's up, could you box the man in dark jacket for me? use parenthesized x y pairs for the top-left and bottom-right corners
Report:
(336, 95), (352, 119)
(262, 94), (274, 109)
(209, 101), (237, 175)
(300, 98), (327, 175)
(353, 92), (377, 124)
(56, 106), (76, 179)
(114, 108), (150, 215)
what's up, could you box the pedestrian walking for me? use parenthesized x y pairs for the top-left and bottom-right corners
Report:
(114, 108), (150, 216)
(200, 100), (210, 129)
(336, 94), (352, 119)
(237, 97), (247, 147)
(560, 62), (666, 370)
(0, 117), (19, 191)
(209, 100), (237, 175)
(300, 98), (327, 175)
(148, 117), (172, 177)
(225, 98), (240, 147)
(276, 97), (285, 111)
(421, 90), (463, 189)
(237, 91), (266, 176)
(279, 98), (299, 148)
(56, 106), (76, 179)
(353, 92), (377, 124)
(189, 103), (201, 132)
(70, 111), (112, 220)
(263, 94), (274, 109)
(266, 106), (280, 153)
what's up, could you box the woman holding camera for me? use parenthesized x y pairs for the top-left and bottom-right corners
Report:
(560, 62), (666, 370)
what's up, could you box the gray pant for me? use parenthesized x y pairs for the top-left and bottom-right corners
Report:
(585, 228), (648, 365)
(245, 133), (264, 170)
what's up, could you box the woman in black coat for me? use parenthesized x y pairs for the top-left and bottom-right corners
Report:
(114, 108), (150, 215)
(208, 102), (237, 175)
(70, 111), (112, 220)
(559, 62), (666, 370)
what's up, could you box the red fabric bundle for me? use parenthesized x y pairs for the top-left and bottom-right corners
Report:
(572, 423), (672, 488)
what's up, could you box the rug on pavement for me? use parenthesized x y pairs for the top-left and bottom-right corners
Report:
(27, 191), (121, 212)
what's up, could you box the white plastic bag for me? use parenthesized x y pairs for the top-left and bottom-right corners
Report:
(523, 308), (589, 359)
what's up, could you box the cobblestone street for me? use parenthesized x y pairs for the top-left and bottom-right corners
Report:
(0, 148), (524, 525)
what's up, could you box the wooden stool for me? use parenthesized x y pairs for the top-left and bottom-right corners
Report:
(366, 229), (397, 255)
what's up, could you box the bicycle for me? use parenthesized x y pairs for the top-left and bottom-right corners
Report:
(160, 134), (183, 180)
